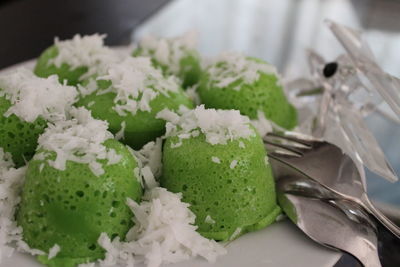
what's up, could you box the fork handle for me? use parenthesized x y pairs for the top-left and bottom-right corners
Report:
(361, 194), (400, 239)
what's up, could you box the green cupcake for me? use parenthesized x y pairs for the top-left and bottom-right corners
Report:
(34, 34), (118, 86)
(133, 33), (202, 88)
(197, 52), (297, 130)
(159, 105), (281, 241)
(76, 57), (193, 150)
(17, 107), (143, 267)
(0, 68), (77, 167)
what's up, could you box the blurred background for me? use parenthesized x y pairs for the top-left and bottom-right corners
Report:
(1, 0), (400, 218)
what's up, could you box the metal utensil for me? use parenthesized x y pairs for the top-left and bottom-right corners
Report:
(276, 175), (381, 267)
(264, 131), (400, 238)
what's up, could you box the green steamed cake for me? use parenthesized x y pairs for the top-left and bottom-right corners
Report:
(197, 53), (297, 129)
(34, 34), (117, 86)
(76, 58), (194, 150)
(34, 45), (88, 86)
(161, 133), (281, 241)
(0, 68), (78, 167)
(0, 96), (47, 167)
(133, 34), (202, 88)
(17, 139), (143, 267)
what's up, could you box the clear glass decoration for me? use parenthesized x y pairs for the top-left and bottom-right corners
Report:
(286, 20), (400, 183)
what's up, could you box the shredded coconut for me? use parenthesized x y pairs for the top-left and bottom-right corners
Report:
(115, 121), (126, 141)
(211, 156), (221, 164)
(133, 138), (163, 179)
(0, 68), (78, 123)
(133, 167), (143, 186)
(156, 105), (255, 145)
(47, 244), (60, 259)
(239, 141), (246, 148)
(78, 263), (95, 267)
(0, 148), (45, 263)
(136, 31), (197, 74)
(265, 155), (270, 166)
(229, 160), (238, 169)
(204, 215), (216, 225)
(157, 105), (255, 146)
(95, 57), (180, 117)
(141, 166), (159, 190)
(50, 34), (119, 80)
(39, 163), (45, 173)
(206, 52), (278, 89)
(275, 214), (286, 222)
(185, 85), (201, 105)
(35, 107), (121, 176)
(229, 227), (242, 241)
(170, 140), (183, 148)
(95, 187), (226, 267)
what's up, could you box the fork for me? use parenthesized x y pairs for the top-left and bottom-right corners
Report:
(264, 131), (400, 238)
(277, 177), (382, 267)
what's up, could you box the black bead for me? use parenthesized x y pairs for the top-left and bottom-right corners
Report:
(323, 62), (338, 78)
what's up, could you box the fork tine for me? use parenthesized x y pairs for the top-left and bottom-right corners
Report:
(264, 139), (304, 157)
(265, 145), (303, 158)
(265, 135), (312, 150)
(266, 131), (317, 147)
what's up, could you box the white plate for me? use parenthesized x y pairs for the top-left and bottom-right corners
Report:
(0, 57), (341, 267)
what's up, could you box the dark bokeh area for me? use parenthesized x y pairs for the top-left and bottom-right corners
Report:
(0, 0), (169, 69)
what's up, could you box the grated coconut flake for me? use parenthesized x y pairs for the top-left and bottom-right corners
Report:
(157, 105), (255, 146)
(50, 34), (119, 80)
(96, 57), (180, 117)
(0, 68), (78, 123)
(206, 52), (278, 89)
(0, 148), (45, 263)
(136, 31), (197, 75)
(95, 187), (226, 267)
(35, 107), (121, 176)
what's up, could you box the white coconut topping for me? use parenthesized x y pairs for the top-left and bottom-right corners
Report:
(78, 263), (95, 267)
(50, 34), (119, 80)
(141, 166), (159, 190)
(204, 215), (216, 225)
(211, 157), (221, 164)
(47, 244), (60, 259)
(157, 105), (255, 146)
(96, 57), (180, 116)
(0, 68), (78, 123)
(115, 121), (126, 141)
(206, 52), (278, 89)
(0, 148), (45, 264)
(229, 227), (242, 241)
(134, 138), (163, 179)
(238, 141), (246, 148)
(96, 187), (226, 267)
(229, 160), (238, 169)
(185, 85), (201, 105)
(136, 31), (197, 74)
(265, 155), (270, 166)
(35, 107), (121, 176)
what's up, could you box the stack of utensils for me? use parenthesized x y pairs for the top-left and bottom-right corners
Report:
(265, 131), (400, 267)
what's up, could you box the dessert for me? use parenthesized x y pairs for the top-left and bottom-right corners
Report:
(159, 105), (281, 241)
(0, 32), (298, 267)
(0, 69), (77, 166)
(34, 34), (118, 86)
(197, 52), (297, 129)
(16, 108), (143, 266)
(76, 57), (193, 149)
(133, 32), (202, 88)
